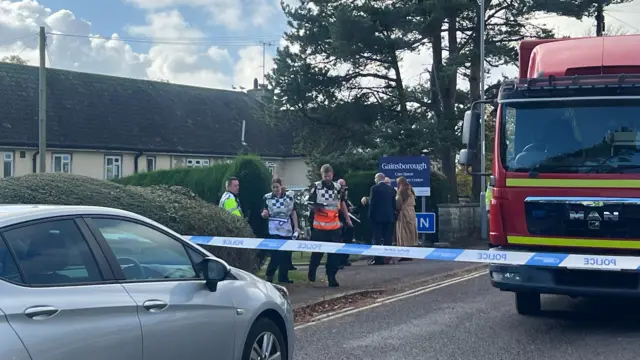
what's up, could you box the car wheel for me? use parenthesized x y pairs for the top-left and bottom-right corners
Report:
(242, 317), (287, 360)
(515, 292), (541, 316)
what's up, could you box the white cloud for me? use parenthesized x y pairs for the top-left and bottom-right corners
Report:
(233, 45), (273, 88)
(123, 0), (278, 30)
(482, 1), (640, 84)
(2, 0), (639, 94)
(0, 1), (271, 89)
(207, 46), (232, 63)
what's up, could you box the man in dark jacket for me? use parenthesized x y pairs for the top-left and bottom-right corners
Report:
(369, 173), (397, 265)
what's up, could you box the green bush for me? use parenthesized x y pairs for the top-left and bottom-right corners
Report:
(222, 155), (272, 239)
(114, 163), (232, 204)
(0, 173), (261, 272)
(344, 171), (376, 243)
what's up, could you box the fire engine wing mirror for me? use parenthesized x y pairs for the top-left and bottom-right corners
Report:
(461, 110), (481, 148)
(458, 149), (472, 166)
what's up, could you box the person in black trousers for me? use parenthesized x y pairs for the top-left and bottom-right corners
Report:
(262, 178), (300, 283)
(368, 173), (397, 265)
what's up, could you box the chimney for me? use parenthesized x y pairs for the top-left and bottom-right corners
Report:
(253, 78), (259, 90)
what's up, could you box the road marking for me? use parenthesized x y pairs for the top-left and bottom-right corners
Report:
(294, 269), (486, 330)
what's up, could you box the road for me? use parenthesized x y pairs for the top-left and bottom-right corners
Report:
(289, 259), (474, 307)
(294, 272), (640, 360)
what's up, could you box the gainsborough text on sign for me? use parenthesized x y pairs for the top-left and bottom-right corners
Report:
(378, 156), (431, 196)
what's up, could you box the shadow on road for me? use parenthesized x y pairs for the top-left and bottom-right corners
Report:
(538, 296), (640, 333)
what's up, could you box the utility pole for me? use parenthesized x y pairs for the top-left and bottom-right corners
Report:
(260, 41), (273, 87)
(38, 26), (47, 173)
(479, 0), (488, 240)
(596, 0), (605, 36)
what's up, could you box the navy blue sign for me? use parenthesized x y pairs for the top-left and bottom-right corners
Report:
(378, 156), (431, 196)
(416, 212), (436, 233)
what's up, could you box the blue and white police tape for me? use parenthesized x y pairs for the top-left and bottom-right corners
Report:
(184, 235), (640, 271)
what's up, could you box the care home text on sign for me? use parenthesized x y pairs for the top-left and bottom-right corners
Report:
(378, 156), (431, 196)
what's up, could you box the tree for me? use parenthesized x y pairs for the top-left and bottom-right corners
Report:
(271, 0), (634, 202)
(581, 22), (629, 36)
(269, 0), (431, 174)
(0, 55), (27, 65)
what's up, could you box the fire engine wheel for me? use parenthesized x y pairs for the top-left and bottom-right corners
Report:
(515, 292), (541, 316)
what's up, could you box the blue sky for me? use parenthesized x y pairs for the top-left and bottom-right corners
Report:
(0, 0), (297, 88)
(42, 0), (287, 59)
(1, 0), (639, 90)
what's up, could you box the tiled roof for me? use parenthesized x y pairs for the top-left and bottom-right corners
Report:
(0, 63), (297, 157)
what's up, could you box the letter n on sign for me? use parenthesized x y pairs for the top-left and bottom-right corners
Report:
(416, 212), (436, 233)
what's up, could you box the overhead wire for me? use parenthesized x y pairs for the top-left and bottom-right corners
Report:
(605, 11), (640, 33)
(0, 32), (38, 47)
(46, 32), (280, 47)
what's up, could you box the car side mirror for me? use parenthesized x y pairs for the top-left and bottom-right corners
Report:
(202, 257), (230, 292)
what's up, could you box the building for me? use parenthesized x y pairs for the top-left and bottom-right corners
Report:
(0, 63), (309, 188)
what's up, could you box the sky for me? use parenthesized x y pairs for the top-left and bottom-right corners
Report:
(0, 0), (639, 91)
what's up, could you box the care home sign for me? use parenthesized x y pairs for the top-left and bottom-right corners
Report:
(378, 156), (431, 196)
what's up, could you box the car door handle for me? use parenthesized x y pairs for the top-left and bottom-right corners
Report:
(142, 300), (168, 312)
(24, 306), (59, 320)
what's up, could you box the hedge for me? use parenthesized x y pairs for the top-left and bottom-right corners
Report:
(0, 173), (261, 272)
(343, 171), (376, 243)
(222, 155), (272, 239)
(117, 155), (273, 266)
(114, 163), (232, 204)
(116, 156), (273, 240)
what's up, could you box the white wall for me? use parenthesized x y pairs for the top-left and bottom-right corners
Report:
(1, 148), (173, 179)
(0, 147), (311, 186)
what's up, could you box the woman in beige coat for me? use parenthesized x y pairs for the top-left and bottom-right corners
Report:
(394, 177), (419, 261)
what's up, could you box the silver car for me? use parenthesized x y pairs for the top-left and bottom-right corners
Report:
(0, 205), (294, 360)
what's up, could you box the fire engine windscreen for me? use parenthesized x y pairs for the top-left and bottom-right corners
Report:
(500, 98), (640, 173)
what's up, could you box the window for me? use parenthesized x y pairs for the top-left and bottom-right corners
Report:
(186, 158), (210, 168)
(3, 152), (13, 178)
(1, 219), (103, 285)
(105, 155), (122, 180)
(264, 161), (276, 175)
(146, 156), (156, 172)
(90, 218), (202, 281)
(0, 235), (22, 283)
(500, 99), (640, 174)
(53, 153), (72, 173)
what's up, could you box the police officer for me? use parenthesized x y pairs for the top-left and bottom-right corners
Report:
(307, 164), (352, 287)
(219, 177), (243, 216)
(262, 178), (299, 284)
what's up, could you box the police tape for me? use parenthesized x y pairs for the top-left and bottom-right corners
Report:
(184, 235), (640, 271)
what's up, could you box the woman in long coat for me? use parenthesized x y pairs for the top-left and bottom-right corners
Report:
(394, 177), (419, 256)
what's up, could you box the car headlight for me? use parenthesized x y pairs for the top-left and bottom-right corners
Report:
(271, 283), (290, 302)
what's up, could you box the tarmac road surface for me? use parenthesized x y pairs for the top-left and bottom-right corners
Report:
(294, 272), (640, 360)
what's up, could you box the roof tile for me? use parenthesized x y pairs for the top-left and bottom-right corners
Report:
(0, 63), (296, 157)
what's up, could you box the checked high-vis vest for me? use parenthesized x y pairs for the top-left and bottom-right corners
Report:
(264, 191), (295, 237)
(312, 181), (342, 231)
